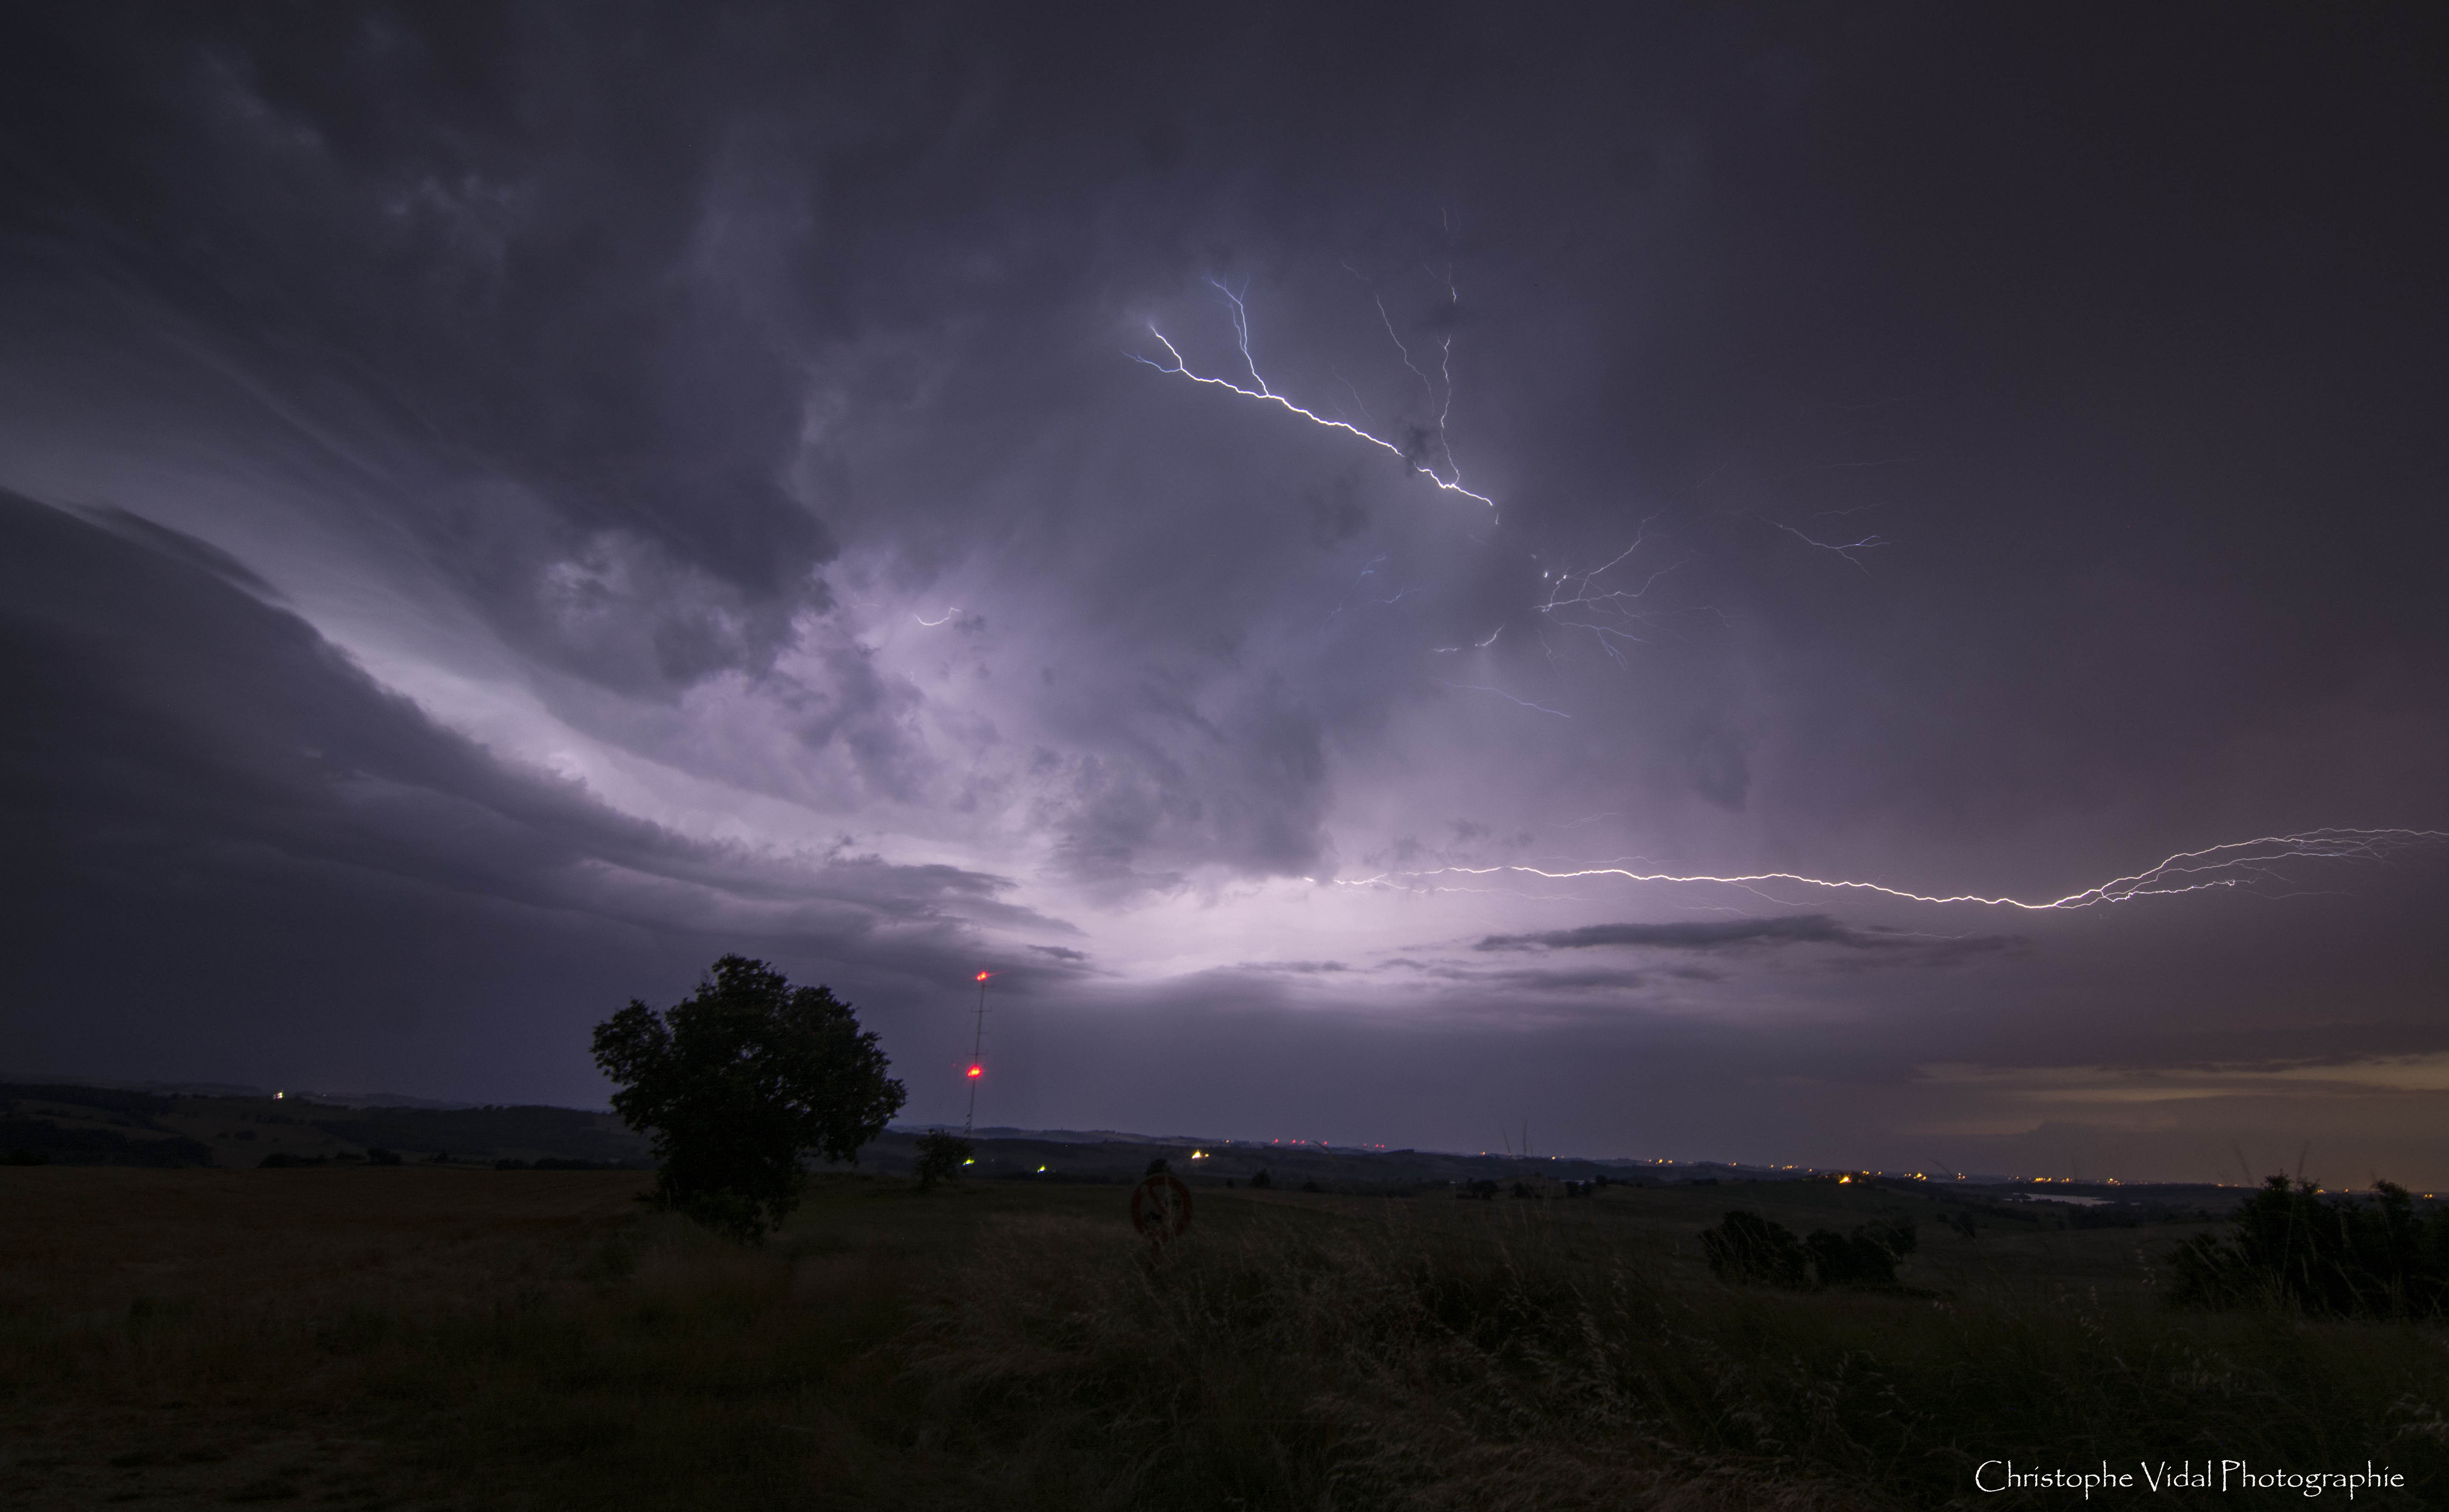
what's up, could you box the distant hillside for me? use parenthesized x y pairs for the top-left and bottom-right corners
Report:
(0, 1082), (2265, 1217)
(0, 1083), (646, 1169)
(0, 1083), (213, 1167)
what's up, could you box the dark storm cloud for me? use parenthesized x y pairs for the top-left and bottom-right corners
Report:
(1467, 916), (2023, 979)
(18, 62), (831, 696)
(4, 3), (1419, 888)
(1, 3), (2444, 1174)
(1043, 677), (1336, 895)
(1478, 916), (1867, 951)
(1472, 967), (1657, 995)
(1475, 915), (2014, 956)
(0, 492), (1077, 1089)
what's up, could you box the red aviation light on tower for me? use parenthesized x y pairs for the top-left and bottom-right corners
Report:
(975, 970), (992, 982)
(966, 1064), (982, 1079)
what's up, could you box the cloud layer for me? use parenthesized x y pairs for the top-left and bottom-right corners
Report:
(2, 4), (2445, 1180)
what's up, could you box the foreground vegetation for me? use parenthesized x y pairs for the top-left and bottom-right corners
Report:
(1, 1169), (2442, 1509)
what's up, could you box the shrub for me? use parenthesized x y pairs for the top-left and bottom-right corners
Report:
(1701, 1210), (1810, 1288)
(1802, 1215), (1910, 1284)
(2170, 1174), (2449, 1317)
(1703, 1211), (1916, 1289)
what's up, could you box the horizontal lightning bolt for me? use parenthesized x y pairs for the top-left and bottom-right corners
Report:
(1337, 828), (2449, 911)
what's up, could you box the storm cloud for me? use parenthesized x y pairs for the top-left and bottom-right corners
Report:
(2, 4), (2444, 1179)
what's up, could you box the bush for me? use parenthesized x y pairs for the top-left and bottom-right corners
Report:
(1805, 1227), (1900, 1288)
(915, 1131), (973, 1191)
(1703, 1211), (1916, 1290)
(2170, 1174), (2449, 1317)
(1247, 1169), (1271, 1190)
(1701, 1210), (1810, 1288)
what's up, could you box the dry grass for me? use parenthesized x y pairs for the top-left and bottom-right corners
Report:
(911, 1198), (2449, 1509)
(1, 1170), (2443, 1509)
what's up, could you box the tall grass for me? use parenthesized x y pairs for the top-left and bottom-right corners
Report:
(2, 1172), (2443, 1509)
(911, 1205), (2449, 1510)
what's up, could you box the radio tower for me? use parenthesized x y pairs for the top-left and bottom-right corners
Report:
(964, 970), (991, 1133)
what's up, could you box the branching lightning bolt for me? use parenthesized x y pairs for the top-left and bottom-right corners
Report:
(1775, 520), (1890, 572)
(1530, 517), (1724, 667)
(1338, 828), (2449, 911)
(1132, 278), (1725, 717)
(1129, 275), (2436, 930)
(1134, 279), (1495, 508)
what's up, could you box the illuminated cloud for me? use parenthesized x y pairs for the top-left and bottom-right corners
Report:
(0, 6), (2443, 1179)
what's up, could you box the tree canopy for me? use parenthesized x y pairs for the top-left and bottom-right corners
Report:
(592, 955), (905, 1239)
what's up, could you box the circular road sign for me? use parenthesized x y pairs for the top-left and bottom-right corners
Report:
(1129, 1170), (1194, 1241)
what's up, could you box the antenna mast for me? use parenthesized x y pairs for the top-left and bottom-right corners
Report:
(965, 970), (991, 1133)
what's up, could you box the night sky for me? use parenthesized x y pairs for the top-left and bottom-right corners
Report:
(5, 4), (2446, 1184)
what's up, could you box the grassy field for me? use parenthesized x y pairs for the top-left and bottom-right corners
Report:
(1, 1168), (2442, 1509)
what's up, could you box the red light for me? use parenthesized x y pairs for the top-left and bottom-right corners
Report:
(966, 1064), (982, 1078)
(975, 970), (991, 982)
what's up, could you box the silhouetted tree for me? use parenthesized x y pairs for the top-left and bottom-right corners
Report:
(1249, 1169), (1272, 1190)
(593, 955), (905, 1240)
(916, 1130), (973, 1191)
